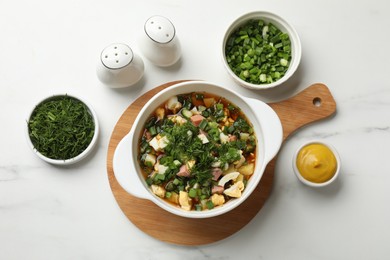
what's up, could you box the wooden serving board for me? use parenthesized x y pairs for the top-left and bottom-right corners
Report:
(106, 80), (336, 246)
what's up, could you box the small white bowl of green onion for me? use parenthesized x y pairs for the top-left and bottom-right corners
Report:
(222, 11), (301, 90)
(26, 94), (99, 165)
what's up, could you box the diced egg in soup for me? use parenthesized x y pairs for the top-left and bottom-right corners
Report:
(138, 92), (257, 211)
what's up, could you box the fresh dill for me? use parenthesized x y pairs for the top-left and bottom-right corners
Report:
(28, 95), (95, 160)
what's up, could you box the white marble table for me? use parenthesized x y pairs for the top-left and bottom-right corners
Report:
(1, 0), (389, 259)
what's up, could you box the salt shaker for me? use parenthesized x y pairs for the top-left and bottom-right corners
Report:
(139, 15), (181, 67)
(96, 43), (144, 88)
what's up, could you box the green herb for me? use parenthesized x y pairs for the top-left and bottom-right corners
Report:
(173, 178), (181, 186)
(148, 126), (157, 136)
(146, 178), (153, 186)
(188, 188), (197, 198)
(202, 110), (210, 117)
(181, 108), (192, 119)
(165, 181), (175, 191)
(227, 104), (238, 112)
(195, 204), (202, 211)
(178, 95), (192, 109)
(225, 19), (291, 85)
(198, 119), (208, 130)
(206, 200), (214, 209)
(233, 117), (251, 132)
(144, 161), (153, 168)
(140, 140), (151, 154)
(28, 95), (95, 160)
(155, 174), (165, 181)
(207, 127), (220, 142)
(145, 116), (157, 128)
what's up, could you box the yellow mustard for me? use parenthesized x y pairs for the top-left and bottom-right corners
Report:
(296, 143), (337, 183)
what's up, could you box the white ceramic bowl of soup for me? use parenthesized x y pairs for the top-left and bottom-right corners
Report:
(113, 81), (283, 218)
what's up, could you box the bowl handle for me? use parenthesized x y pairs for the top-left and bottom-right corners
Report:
(113, 130), (151, 200)
(244, 97), (283, 164)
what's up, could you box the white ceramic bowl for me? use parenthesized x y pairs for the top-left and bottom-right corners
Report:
(113, 81), (283, 218)
(222, 11), (302, 90)
(26, 94), (99, 165)
(292, 141), (341, 187)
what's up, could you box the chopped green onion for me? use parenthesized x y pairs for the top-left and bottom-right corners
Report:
(225, 19), (292, 85)
(173, 178), (181, 185)
(188, 188), (197, 198)
(280, 58), (288, 66)
(165, 181), (175, 191)
(148, 126), (157, 136)
(260, 74), (267, 82)
(144, 161), (153, 168)
(195, 204), (202, 211)
(216, 103), (224, 110)
(198, 105), (206, 112)
(181, 108), (192, 119)
(199, 119), (208, 130)
(227, 125), (235, 134)
(202, 110), (210, 117)
(146, 178), (153, 186)
(155, 174), (165, 181)
(227, 104), (236, 112)
(206, 201), (214, 209)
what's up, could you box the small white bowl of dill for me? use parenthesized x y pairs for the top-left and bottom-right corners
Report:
(222, 11), (302, 90)
(26, 94), (99, 165)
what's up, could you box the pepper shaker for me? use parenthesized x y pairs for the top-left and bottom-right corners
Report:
(139, 15), (181, 67)
(96, 43), (144, 88)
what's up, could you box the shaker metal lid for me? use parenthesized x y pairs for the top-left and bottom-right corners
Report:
(100, 43), (134, 69)
(144, 15), (175, 44)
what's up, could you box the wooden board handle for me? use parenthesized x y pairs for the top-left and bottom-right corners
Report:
(269, 83), (337, 141)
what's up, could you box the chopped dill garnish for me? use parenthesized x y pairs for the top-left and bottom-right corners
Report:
(28, 95), (95, 160)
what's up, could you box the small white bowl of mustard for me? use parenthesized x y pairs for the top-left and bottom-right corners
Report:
(293, 141), (340, 187)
